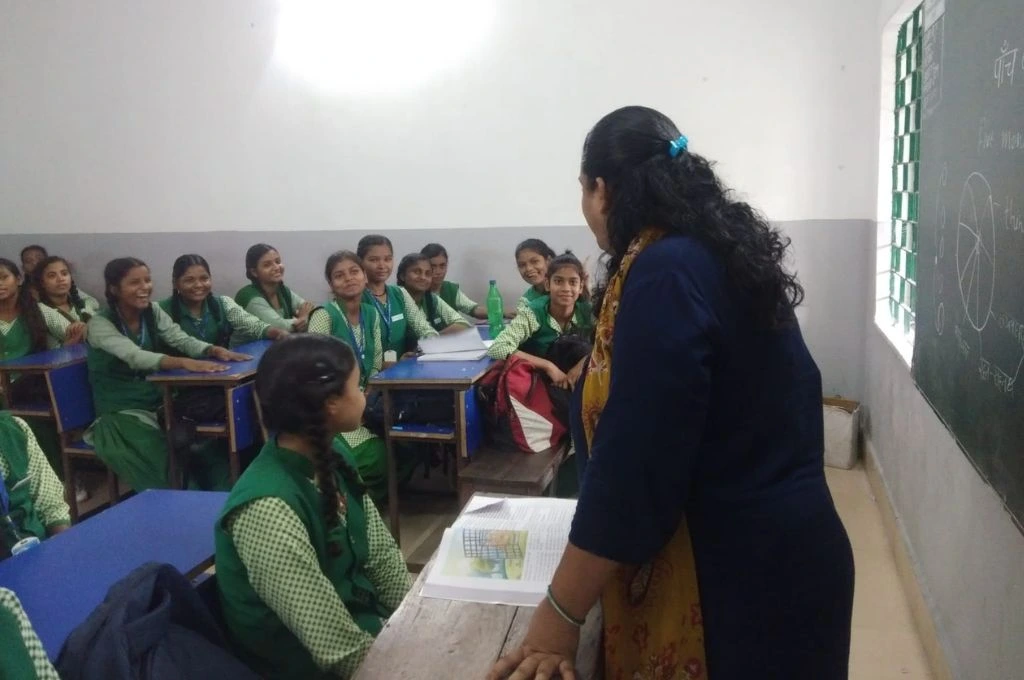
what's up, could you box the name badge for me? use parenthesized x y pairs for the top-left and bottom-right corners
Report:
(391, 313), (405, 322)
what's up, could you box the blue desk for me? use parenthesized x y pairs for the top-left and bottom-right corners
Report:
(368, 357), (492, 538)
(0, 344), (89, 418)
(146, 340), (271, 485)
(0, 489), (227, 659)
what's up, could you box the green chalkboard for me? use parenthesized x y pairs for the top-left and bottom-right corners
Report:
(913, 0), (1024, 528)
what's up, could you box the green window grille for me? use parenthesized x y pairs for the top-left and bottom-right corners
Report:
(889, 4), (924, 334)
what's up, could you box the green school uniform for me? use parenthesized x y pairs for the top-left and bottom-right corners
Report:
(0, 589), (60, 680)
(520, 296), (593, 357)
(85, 307), (227, 491)
(0, 314), (64, 478)
(234, 283), (306, 338)
(411, 291), (468, 333)
(321, 302), (381, 390)
(215, 438), (394, 679)
(0, 412), (48, 545)
(158, 294), (272, 349)
(438, 281), (461, 310)
(361, 285), (410, 356)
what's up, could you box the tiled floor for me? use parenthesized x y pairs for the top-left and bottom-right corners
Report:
(76, 462), (935, 678)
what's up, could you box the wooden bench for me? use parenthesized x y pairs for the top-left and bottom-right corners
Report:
(457, 443), (568, 507)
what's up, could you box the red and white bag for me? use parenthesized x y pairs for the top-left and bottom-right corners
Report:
(477, 356), (567, 453)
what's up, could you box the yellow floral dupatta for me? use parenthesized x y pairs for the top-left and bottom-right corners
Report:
(581, 228), (706, 680)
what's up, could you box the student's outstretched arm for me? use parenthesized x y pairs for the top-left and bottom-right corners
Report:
(399, 288), (439, 340)
(228, 498), (377, 677)
(435, 296), (471, 334)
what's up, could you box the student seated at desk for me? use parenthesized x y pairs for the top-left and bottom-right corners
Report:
(513, 239), (556, 312)
(357, 235), (438, 358)
(487, 252), (594, 386)
(19, 245), (48, 280)
(0, 258), (78, 492)
(86, 257), (247, 492)
(421, 242), (488, 320)
(215, 335), (410, 680)
(396, 253), (471, 334)
(33, 255), (100, 328)
(0, 259), (79, 358)
(309, 251), (412, 502)
(160, 254), (289, 348)
(0, 412), (71, 555)
(0, 588), (60, 679)
(235, 244), (314, 334)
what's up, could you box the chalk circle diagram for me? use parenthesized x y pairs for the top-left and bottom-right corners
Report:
(957, 172), (996, 332)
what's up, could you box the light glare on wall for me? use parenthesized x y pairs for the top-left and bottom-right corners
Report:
(274, 0), (496, 95)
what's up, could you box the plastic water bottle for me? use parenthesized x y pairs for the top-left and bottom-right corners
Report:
(487, 280), (504, 340)
(2, 515), (40, 556)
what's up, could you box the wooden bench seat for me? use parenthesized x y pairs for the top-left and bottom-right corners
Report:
(457, 443), (567, 506)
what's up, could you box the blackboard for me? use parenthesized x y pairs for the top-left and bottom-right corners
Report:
(913, 0), (1024, 529)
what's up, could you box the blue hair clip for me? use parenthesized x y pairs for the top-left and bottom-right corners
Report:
(668, 135), (689, 158)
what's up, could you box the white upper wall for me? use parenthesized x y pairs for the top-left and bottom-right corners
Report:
(1, 0), (880, 234)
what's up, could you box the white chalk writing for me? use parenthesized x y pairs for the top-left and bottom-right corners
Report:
(1002, 129), (1024, 151)
(979, 118), (996, 152)
(994, 41), (1018, 88)
(956, 325), (971, 358)
(993, 368), (1015, 394)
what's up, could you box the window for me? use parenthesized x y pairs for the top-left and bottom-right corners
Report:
(887, 4), (924, 336)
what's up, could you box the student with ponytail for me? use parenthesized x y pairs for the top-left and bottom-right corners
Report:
(235, 244), (314, 333)
(33, 256), (101, 323)
(160, 254), (288, 348)
(396, 253), (471, 334)
(86, 257), (248, 491)
(357, 235), (438, 357)
(215, 335), (409, 679)
(421, 243), (491, 319)
(513, 238), (557, 312)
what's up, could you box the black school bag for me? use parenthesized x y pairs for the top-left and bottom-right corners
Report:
(56, 562), (258, 680)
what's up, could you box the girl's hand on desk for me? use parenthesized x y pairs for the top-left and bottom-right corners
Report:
(267, 327), (289, 341)
(207, 346), (251, 362)
(486, 599), (579, 680)
(179, 358), (230, 373)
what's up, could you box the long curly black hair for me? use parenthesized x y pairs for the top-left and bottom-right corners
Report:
(582, 106), (803, 328)
(256, 334), (365, 557)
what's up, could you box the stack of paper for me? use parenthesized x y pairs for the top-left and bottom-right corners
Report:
(420, 496), (577, 606)
(418, 328), (489, 361)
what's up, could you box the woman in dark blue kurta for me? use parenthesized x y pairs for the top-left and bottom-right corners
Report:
(489, 107), (854, 680)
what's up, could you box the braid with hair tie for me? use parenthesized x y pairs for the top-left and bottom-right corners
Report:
(303, 405), (343, 557)
(68, 281), (90, 321)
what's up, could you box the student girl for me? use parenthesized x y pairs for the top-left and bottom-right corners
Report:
(86, 257), (248, 492)
(215, 335), (410, 679)
(420, 243), (488, 319)
(513, 238), (556, 311)
(0, 411), (71, 557)
(32, 256), (101, 325)
(308, 252), (393, 501)
(396, 253), (471, 334)
(487, 251), (593, 386)
(160, 254), (289, 348)
(0, 259), (78, 360)
(0, 259), (79, 493)
(19, 246), (47, 279)
(357, 235), (438, 358)
(235, 244), (314, 333)
(0, 588), (60, 679)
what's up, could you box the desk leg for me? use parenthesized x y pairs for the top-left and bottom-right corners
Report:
(225, 386), (241, 483)
(454, 389), (468, 460)
(161, 386), (180, 489)
(0, 372), (10, 408)
(383, 388), (400, 542)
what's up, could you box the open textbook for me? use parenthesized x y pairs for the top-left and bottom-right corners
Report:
(420, 496), (577, 606)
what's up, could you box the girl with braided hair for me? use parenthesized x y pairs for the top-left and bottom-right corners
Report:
(215, 334), (409, 679)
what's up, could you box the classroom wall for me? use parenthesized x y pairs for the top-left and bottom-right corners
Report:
(1, 0), (879, 401)
(862, 1), (1024, 678)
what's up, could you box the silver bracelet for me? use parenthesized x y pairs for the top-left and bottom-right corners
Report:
(546, 585), (585, 627)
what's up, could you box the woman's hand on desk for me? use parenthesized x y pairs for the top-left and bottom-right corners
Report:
(207, 346), (251, 362)
(486, 600), (579, 680)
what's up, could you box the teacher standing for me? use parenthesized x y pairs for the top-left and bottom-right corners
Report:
(488, 106), (855, 679)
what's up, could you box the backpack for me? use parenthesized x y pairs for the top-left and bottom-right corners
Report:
(56, 562), (258, 680)
(477, 356), (568, 453)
